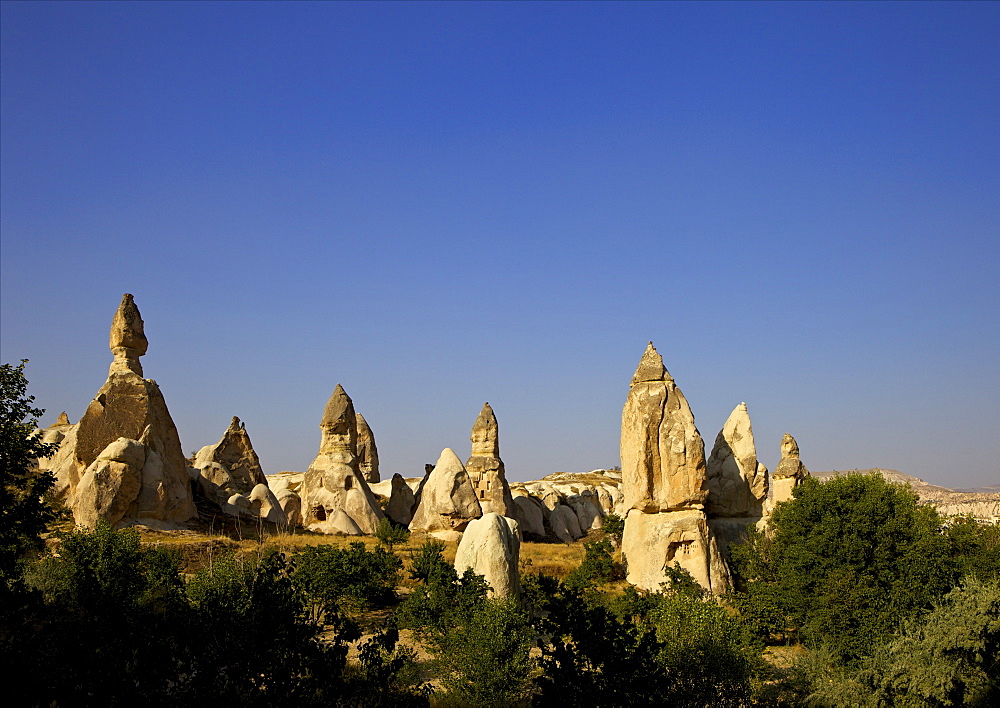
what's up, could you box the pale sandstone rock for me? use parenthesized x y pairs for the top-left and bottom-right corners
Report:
(300, 385), (384, 534)
(549, 504), (583, 543)
(465, 403), (516, 517)
(572, 500), (603, 532)
(621, 343), (708, 513)
(309, 509), (363, 536)
(706, 403), (768, 518)
(409, 448), (482, 533)
(386, 473), (416, 527)
(275, 488), (301, 526)
(72, 438), (145, 528)
(622, 509), (730, 593)
(249, 483), (287, 525)
(454, 513), (521, 598)
(223, 493), (251, 517)
(193, 417), (267, 504)
(52, 295), (196, 524)
(769, 433), (810, 508)
(355, 413), (380, 484)
(513, 495), (547, 539)
(266, 472), (304, 494)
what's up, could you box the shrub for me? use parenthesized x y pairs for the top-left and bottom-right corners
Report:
(375, 516), (410, 550)
(601, 511), (625, 542)
(292, 541), (402, 615)
(565, 537), (619, 589)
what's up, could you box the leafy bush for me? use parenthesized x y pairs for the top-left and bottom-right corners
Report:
(601, 511), (625, 542)
(565, 537), (620, 589)
(375, 516), (410, 550)
(947, 515), (1000, 583)
(292, 541), (402, 615)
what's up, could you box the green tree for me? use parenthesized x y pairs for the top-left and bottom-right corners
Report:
(375, 515), (410, 550)
(292, 541), (402, 616)
(0, 360), (58, 585)
(732, 473), (958, 661)
(565, 537), (620, 589)
(947, 515), (1000, 583)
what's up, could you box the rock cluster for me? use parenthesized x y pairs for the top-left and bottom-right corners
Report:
(49, 295), (197, 528)
(511, 470), (622, 542)
(300, 385), (384, 534)
(192, 417), (288, 525)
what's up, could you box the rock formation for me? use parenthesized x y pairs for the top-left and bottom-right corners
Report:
(465, 403), (516, 516)
(769, 433), (810, 508)
(51, 294), (197, 527)
(355, 413), (380, 484)
(193, 417), (267, 501)
(300, 385), (384, 534)
(385, 473), (416, 526)
(409, 448), (482, 535)
(706, 403), (768, 518)
(621, 343), (708, 513)
(72, 438), (145, 528)
(511, 493), (547, 539)
(620, 343), (729, 593)
(454, 513), (521, 598)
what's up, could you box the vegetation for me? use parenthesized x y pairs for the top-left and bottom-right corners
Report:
(375, 515), (410, 550)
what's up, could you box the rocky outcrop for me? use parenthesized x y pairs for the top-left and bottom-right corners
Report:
(409, 448), (482, 534)
(454, 513), (521, 598)
(512, 493), (547, 539)
(385, 473), (416, 526)
(52, 294), (196, 527)
(621, 343), (708, 513)
(769, 433), (810, 508)
(72, 438), (145, 528)
(300, 385), (384, 534)
(620, 343), (728, 593)
(355, 413), (380, 484)
(465, 403), (516, 516)
(706, 403), (768, 518)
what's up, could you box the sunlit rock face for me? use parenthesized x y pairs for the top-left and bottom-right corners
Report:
(768, 433), (810, 510)
(300, 384), (384, 534)
(454, 512), (521, 599)
(409, 447), (482, 534)
(465, 403), (516, 517)
(55, 294), (196, 527)
(355, 412), (380, 484)
(620, 342), (729, 594)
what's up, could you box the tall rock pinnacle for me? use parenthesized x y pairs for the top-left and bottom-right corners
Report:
(706, 402), (768, 518)
(109, 293), (148, 376)
(465, 402), (515, 516)
(355, 413), (380, 484)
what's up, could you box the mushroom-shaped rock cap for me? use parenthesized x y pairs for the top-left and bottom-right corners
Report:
(109, 294), (148, 356)
(780, 433), (800, 459)
(631, 342), (674, 385)
(321, 384), (355, 433)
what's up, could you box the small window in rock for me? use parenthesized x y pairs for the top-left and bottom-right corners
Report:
(345, 476), (353, 490)
(313, 505), (326, 521)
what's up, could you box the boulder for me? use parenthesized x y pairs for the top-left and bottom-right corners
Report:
(386, 473), (416, 526)
(223, 493), (251, 517)
(706, 402), (768, 518)
(309, 509), (364, 535)
(249, 483), (287, 525)
(572, 499), (602, 532)
(275, 488), (301, 526)
(513, 495), (546, 539)
(454, 513), (521, 598)
(355, 412), (380, 483)
(621, 342), (708, 513)
(72, 438), (145, 528)
(465, 403), (516, 516)
(300, 385), (384, 533)
(266, 471), (303, 494)
(409, 448), (482, 533)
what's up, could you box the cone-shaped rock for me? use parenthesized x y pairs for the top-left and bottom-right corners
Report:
(454, 512), (521, 598)
(465, 403), (516, 516)
(54, 294), (196, 525)
(621, 343), (708, 512)
(193, 417), (268, 504)
(706, 403), (768, 518)
(355, 413), (380, 484)
(409, 448), (482, 533)
(770, 433), (810, 507)
(386, 473), (416, 526)
(301, 385), (384, 533)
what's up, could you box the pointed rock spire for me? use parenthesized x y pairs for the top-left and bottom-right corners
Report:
(706, 402), (768, 518)
(770, 433), (810, 507)
(109, 293), (148, 376)
(410, 447), (482, 533)
(56, 411), (70, 426)
(466, 402), (515, 516)
(470, 402), (500, 457)
(355, 412), (380, 483)
(631, 341), (674, 384)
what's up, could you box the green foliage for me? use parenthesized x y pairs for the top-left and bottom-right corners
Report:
(375, 515), (410, 550)
(292, 541), (402, 615)
(351, 626), (431, 707)
(0, 360), (58, 585)
(947, 515), (1000, 583)
(399, 541), (489, 633)
(803, 577), (1000, 707)
(601, 511), (625, 542)
(564, 537), (619, 589)
(732, 474), (957, 661)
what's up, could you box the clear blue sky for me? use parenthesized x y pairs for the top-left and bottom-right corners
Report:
(2, 1), (997, 488)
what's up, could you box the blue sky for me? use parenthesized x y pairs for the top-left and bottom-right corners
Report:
(2, 1), (997, 488)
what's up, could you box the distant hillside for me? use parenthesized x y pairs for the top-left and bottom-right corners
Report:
(813, 468), (1000, 523)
